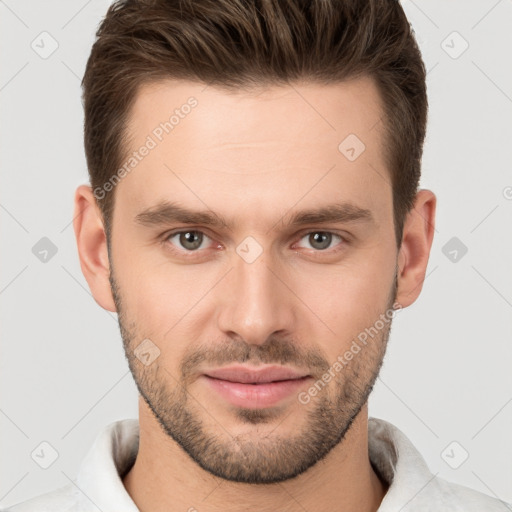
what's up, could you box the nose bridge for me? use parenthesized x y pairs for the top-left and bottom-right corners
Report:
(216, 242), (295, 344)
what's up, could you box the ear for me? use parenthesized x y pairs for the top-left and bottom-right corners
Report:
(395, 189), (436, 308)
(73, 184), (117, 312)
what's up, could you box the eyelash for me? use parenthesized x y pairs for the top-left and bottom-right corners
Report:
(160, 229), (350, 259)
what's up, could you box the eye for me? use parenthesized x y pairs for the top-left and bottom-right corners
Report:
(296, 231), (345, 252)
(161, 229), (348, 258)
(166, 230), (213, 252)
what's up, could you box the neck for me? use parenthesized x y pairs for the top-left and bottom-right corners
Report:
(123, 398), (388, 512)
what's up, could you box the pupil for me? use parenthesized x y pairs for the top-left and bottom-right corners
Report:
(181, 231), (201, 250)
(311, 232), (331, 250)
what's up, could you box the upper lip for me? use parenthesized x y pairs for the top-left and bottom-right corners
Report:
(203, 365), (310, 384)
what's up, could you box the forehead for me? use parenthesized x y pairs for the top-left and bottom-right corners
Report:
(125, 77), (384, 151)
(117, 77), (390, 224)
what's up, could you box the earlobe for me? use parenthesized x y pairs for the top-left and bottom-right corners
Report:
(395, 189), (436, 308)
(73, 184), (117, 312)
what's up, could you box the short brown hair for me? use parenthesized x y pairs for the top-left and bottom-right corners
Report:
(82, 0), (427, 247)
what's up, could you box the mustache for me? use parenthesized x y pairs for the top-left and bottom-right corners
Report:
(180, 336), (330, 380)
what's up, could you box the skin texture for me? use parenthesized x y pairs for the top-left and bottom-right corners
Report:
(73, 77), (436, 512)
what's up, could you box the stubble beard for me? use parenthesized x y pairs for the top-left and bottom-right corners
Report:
(110, 267), (397, 484)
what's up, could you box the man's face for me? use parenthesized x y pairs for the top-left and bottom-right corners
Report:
(108, 77), (399, 483)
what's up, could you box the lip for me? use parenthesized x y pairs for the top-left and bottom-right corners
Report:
(201, 365), (312, 409)
(203, 364), (309, 384)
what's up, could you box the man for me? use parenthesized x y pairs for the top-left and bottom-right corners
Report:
(5, 0), (509, 511)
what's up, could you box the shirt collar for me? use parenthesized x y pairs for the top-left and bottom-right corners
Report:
(368, 417), (444, 510)
(75, 418), (140, 511)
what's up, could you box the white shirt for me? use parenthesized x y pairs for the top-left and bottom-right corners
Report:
(4, 417), (509, 511)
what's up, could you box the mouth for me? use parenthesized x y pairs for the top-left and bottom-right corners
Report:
(203, 364), (310, 383)
(201, 365), (312, 409)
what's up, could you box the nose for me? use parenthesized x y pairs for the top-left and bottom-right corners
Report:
(215, 245), (297, 346)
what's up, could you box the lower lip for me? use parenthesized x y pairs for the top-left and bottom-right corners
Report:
(202, 375), (312, 409)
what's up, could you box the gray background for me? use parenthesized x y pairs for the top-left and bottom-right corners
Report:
(1, 0), (511, 508)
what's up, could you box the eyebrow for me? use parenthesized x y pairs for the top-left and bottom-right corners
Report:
(134, 200), (374, 230)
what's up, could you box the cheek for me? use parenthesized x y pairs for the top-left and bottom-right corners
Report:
(124, 263), (215, 364)
(291, 244), (396, 352)
(115, 254), (181, 339)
